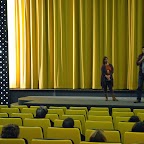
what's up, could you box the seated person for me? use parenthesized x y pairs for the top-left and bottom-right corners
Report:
(62, 118), (85, 141)
(132, 122), (144, 132)
(129, 116), (140, 122)
(89, 130), (107, 142)
(36, 106), (48, 118)
(1, 124), (20, 138)
(36, 106), (54, 126)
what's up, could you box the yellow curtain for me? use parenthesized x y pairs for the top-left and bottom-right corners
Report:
(12, 0), (144, 89)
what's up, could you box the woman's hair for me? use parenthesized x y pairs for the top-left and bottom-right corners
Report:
(103, 56), (108, 64)
(132, 122), (144, 132)
(1, 124), (20, 138)
(89, 130), (107, 142)
(36, 107), (48, 118)
(129, 116), (140, 122)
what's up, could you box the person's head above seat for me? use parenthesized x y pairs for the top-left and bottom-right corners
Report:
(36, 106), (48, 118)
(129, 116), (140, 122)
(89, 130), (107, 142)
(1, 124), (20, 138)
(62, 118), (74, 128)
(132, 122), (144, 132)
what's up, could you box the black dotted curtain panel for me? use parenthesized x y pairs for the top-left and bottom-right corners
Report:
(0, 0), (9, 105)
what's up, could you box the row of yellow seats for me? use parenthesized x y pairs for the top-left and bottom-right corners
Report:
(0, 138), (122, 144)
(0, 125), (143, 144)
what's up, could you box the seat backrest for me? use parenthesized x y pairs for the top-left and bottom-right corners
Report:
(88, 111), (109, 116)
(47, 127), (81, 144)
(48, 109), (64, 119)
(80, 142), (121, 144)
(112, 108), (131, 113)
(70, 107), (88, 113)
(21, 108), (37, 117)
(133, 109), (144, 116)
(137, 113), (144, 121)
(0, 113), (8, 118)
(49, 106), (67, 113)
(124, 132), (144, 144)
(61, 115), (85, 135)
(54, 119), (82, 133)
(65, 109), (87, 119)
(32, 139), (73, 144)
(90, 107), (109, 111)
(0, 108), (20, 116)
(112, 112), (133, 123)
(114, 116), (130, 130)
(19, 126), (43, 144)
(85, 121), (114, 130)
(117, 122), (135, 143)
(11, 113), (33, 120)
(30, 106), (40, 108)
(11, 105), (27, 112)
(0, 138), (26, 144)
(0, 125), (3, 135)
(85, 129), (120, 142)
(88, 116), (112, 122)
(0, 118), (22, 126)
(45, 114), (59, 122)
(0, 105), (8, 109)
(23, 118), (51, 138)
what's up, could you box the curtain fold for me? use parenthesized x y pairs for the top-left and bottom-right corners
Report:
(11, 0), (144, 89)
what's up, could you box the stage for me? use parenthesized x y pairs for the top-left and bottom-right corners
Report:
(18, 96), (144, 111)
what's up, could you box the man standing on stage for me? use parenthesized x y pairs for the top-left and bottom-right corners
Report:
(134, 47), (144, 103)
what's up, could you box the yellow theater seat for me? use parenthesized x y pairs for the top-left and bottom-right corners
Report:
(0, 105), (8, 109)
(0, 113), (8, 118)
(88, 111), (109, 116)
(45, 114), (59, 122)
(65, 109), (87, 119)
(88, 115), (112, 122)
(21, 108), (37, 117)
(117, 122), (135, 143)
(19, 126), (43, 144)
(54, 119), (82, 133)
(85, 129), (120, 143)
(11, 113), (33, 120)
(49, 106), (67, 113)
(0, 125), (3, 135)
(0, 138), (26, 144)
(137, 113), (144, 121)
(48, 109), (64, 119)
(112, 112), (133, 124)
(0, 118), (22, 126)
(133, 109), (144, 115)
(0, 108), (19, 116)
(85, 121), (114, 130)
(61, 115), (85, 135)
(90, 107), (109, 111)
(114, 116), (130, 130)
(80, 142), (121, 144)
(30, 106), (40, 108)
(47, 127), (81, 144)
(23, 118), (51, 138)
(124, 132), (144, 144)
(32, 139), (73, 144)
(11, 105), (27, 112)
(112, 108), (131, 113)
(70, 107), (88, 113)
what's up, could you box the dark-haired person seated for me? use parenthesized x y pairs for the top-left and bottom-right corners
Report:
(129, 116), (140, 122)
(89, 130), (107, 142)
(36, 106), (54, 126)
(62, 118), (85, 141)
(36, 106), (48, 118)
(1, 124), (20, 138)
(132, 122), (144, 132)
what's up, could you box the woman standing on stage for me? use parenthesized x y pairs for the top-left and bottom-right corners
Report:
(101, 56), (118, 101)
